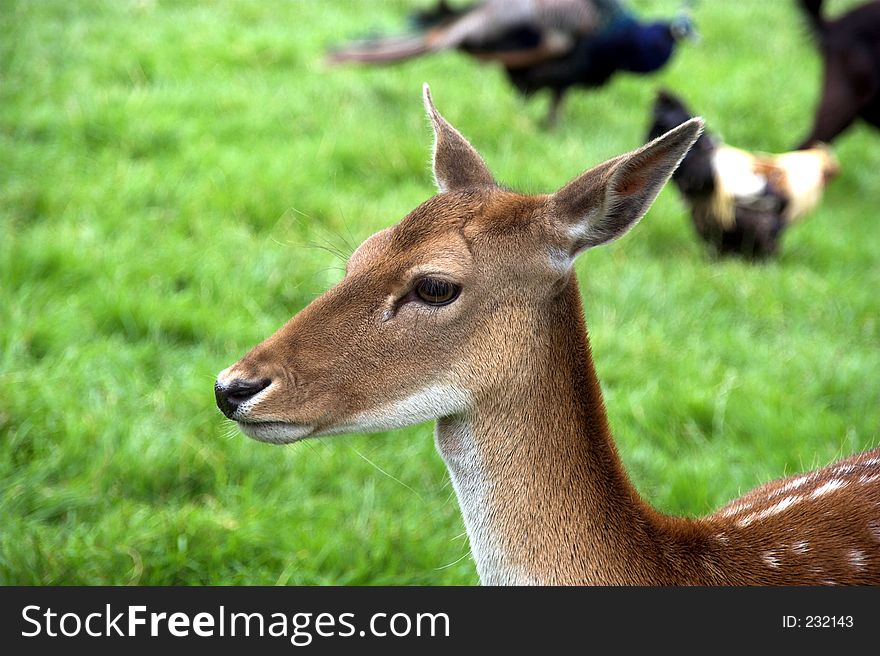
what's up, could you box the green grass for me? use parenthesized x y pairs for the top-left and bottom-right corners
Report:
(1, 0), (878, 585)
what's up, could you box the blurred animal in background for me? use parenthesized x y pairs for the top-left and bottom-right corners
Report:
(648, 90), (839, 258)
(328, 0), (697, 127)
(796, 0), (880, 148)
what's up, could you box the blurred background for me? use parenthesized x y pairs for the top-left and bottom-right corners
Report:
(1, 0), (878, 585)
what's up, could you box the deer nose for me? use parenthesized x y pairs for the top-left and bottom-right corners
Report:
(215, 378), (272, 419)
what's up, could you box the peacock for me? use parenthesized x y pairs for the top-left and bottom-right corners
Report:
(328, 0), (697, 126)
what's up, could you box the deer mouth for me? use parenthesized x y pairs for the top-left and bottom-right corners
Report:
(236, 420), (315, 444)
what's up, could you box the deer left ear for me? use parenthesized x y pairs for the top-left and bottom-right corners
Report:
(550, 118), (704, 256)
(423, 84), (495, 193)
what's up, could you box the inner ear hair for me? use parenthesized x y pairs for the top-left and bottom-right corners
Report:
(552, 118), (704, 255)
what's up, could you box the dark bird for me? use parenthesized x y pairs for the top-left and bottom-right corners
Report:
(328, 0), (697, 126)
(649, 90), (839, 259)
(796, 0), (880, 148)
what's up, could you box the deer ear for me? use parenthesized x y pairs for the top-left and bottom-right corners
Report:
(550, 118), (703, 256)
(423, 84), (495, 192)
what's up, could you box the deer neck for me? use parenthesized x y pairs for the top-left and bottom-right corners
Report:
(435, 276), (684, 585)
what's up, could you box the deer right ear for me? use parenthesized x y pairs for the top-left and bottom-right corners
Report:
(549, 118), (703, 258)
(423, 84), (495, 193)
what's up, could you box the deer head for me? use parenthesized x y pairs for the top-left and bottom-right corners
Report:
(215, 85), (702, 446)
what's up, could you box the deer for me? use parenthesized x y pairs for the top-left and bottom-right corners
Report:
(214, 85), (880, 585)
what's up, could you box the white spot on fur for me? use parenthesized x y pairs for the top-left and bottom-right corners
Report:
(720, 500), (755, 518)
(809, 479), (847, 499)
(779, 475), (811, 494)
(716, 533), (729, 544)
(768, 495), (799, 515)
(858, 473), (880, 486)
(849, 549), (866, 570)
(735, 495), (804, 527)
(734, 513), (758, 527)
(763, 551), (781, 568)
(722, 473), (813, 518)
(791, 541), (809, 555)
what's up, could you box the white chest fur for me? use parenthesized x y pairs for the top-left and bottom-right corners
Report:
(435, 418), (540, 585)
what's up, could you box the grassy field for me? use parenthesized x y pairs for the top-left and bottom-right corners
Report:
(1, 0), (878, 585)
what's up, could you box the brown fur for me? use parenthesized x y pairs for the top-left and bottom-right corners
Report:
(797, 0), (880, 148)
(216, 87), (880, 585)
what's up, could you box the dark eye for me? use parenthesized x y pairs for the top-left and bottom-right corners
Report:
(414, 277), (460, 306)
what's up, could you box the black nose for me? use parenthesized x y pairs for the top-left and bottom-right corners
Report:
(215, 378), (272, 419)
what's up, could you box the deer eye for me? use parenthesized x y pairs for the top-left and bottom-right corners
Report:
(414, 277), (460, 306)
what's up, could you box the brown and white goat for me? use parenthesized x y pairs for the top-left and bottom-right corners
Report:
(215, 86), (880, 585)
